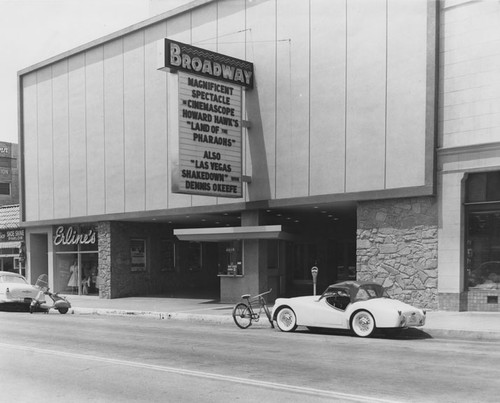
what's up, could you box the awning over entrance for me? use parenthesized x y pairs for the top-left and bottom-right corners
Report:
(0, 241), (21, 250)
(174, 225), (293, 242)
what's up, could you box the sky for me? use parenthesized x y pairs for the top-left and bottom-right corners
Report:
(0, 0), (190, 144)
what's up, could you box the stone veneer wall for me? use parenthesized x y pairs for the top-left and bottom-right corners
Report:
(98, 221), (111, 299)
(357, 197), (438, 310)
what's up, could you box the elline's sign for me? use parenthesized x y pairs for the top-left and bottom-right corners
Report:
(53, 226), (96, 246)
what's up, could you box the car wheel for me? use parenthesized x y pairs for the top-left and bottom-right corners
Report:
(58, 307), (69, 314)
(276, 307), (297, 332)
(351, 310), (376, 337)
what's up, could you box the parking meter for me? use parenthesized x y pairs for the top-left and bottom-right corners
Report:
(311, 266), (319, 295)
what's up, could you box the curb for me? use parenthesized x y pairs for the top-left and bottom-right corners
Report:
(421, 328), (500, 342)
(71, 307), (236, 325)
(68, 307), (500, 341)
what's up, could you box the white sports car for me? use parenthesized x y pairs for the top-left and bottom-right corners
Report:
(272, 281), (426, 337)
(0, 271), (40, 311)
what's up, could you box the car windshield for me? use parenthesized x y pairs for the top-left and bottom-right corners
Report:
(0, 274), (28, 284)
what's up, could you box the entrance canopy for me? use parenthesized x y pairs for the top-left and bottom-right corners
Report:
(0, 241), (21, 249)
(174, 225), (293, 242)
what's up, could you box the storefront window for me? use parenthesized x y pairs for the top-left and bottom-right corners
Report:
(466, 212), (500, 290)
(465, 172), (500, 290)
(53, 225), (99, 295)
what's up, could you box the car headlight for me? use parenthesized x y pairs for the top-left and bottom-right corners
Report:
(397, 310), (406, 326)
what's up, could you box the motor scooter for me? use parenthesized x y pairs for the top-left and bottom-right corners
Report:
(30, 274), (71, 314)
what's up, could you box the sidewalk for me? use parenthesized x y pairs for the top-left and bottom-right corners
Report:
(64, 295), (500, 342)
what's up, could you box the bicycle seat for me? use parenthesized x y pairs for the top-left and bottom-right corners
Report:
(241, 294), (251, 299)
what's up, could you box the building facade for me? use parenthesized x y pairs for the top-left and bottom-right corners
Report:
(0, 142), (20, 206)
(438, 0), (500, 311)
(16, 0), (500, 311)
(0, 204), (24, 275)
(0, 142), (24, 275)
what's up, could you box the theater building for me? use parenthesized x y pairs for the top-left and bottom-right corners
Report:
(17, 0), (500, 311)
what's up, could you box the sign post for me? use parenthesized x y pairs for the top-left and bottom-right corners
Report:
(311, 266), (319, 296)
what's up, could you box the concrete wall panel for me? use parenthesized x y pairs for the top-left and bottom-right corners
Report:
(86, 46), (106, 216)
(216, 0), (247, 206)
(145, 22), (169, 211)
(22, 73), (39, 222)
(52, 60), (71, 219)
(310, 0), (346, 195)
(68, 54), (87, 217)
(385, 0), (428, 189)
(245, 0), (276, 201)
(345, 0), (386, 192)
(103, 39), (125, 214)
(275, 0), (310, 199)
(36, 66), (54, 220)
(123, 31), (146, 212)
(190, 2), (220, 207)
(165, 12), (192, 209)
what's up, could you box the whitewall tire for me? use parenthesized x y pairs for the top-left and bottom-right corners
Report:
(276, 307), (297, 332)
(351, 310), (376, 337)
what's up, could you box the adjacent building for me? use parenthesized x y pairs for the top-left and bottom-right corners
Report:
(0, 142), (24, 275)
(17, 0), (500, 311)
(0, 142), (19, 206)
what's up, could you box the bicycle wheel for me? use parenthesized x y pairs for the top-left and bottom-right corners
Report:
(263, 304), (274, 328)
(232, 303), (252, 329)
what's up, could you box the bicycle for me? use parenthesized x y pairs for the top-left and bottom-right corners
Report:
(232, 289), (274, 329)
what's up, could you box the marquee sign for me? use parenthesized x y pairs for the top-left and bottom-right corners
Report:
(158, 39), (254, 89)
(159, 38), (253, 198)
(173, 72), (242, 197)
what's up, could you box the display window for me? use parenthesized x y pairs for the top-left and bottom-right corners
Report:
(465, 172), (500, 290)
(53, 225), (99, 295)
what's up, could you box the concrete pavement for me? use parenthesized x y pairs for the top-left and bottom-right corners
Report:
(62, 295), (500, 342)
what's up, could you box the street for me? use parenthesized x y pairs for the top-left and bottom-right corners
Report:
(0, 312), (499, 402)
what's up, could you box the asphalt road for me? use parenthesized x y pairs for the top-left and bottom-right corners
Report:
(0, 311), (499, 403)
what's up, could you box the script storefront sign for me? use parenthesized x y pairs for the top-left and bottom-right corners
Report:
(53, 226), (96, 246)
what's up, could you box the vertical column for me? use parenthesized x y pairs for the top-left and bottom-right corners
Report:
(438, 172), (467, 310)
(98, 221), (112, 299)
(220, 210), (268, 303)
(241, 210), (268, 292)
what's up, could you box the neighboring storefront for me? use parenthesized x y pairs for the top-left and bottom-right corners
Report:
(0, 205), (24, 275)
(17, 0), (500, 311)
(436, 0), (500, 312)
